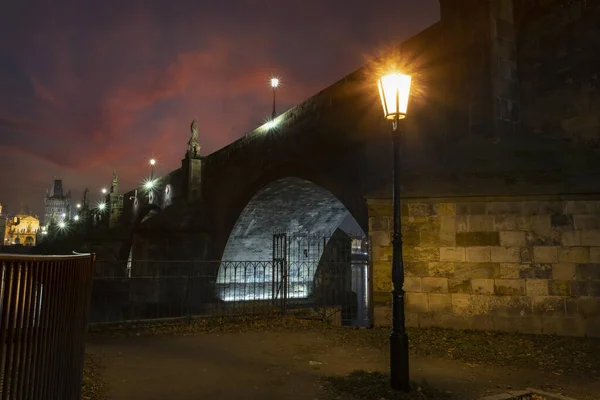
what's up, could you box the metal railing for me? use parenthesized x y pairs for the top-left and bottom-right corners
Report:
(91, 260), (371, 327)
(0, 253), (95, 400)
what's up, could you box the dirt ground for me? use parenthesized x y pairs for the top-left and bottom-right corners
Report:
(86, 329), (600, 400)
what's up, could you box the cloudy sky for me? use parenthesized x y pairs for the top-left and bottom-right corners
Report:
(0, 0), (439, 217)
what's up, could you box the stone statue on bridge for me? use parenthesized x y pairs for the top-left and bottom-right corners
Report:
(187, 118), (201, 158)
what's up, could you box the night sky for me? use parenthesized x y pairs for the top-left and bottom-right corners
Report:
(0, 0), (439, 217)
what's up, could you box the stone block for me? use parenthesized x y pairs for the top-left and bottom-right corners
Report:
(499, 231), (526, 247)
(451, 293), (490, 315)
(439, 247), (465, 262)
(494, 279), (526, 296)
(428, 262), (454, 278)
(522, 201), (562, 215)
(499, 263), (521, 278)
(533, 246), (559, 263)
(493, 316), (542, 334)
(525, 230), (562, 246)
(590, 247), (600, 262)
(454, 263), (500, 279)
(419, 231), (440, 247)
(413, 247), (439, 261)
(558, 247), (590, 263)
(532, 296), (566, 317)
(542, 317), (585, 337)
(428, 293), (452, 313)
(531, 215), (552, 233)
(491, 247), (521, 262)
(485, 202), (523, 215)
(371, 231), (390, 247)
(562, 231), (582, 246)
(408, 203), (435, 217)
(471, 278), (495, 294)
(566, 298), (578, 318)
(493, 215), (517, 231)
(581, 230), (600, 246)
(488, 296), (532, 317)
(405, 312), (419, 328)
(466, 247), (491, 262)
(564, 200), (592, 214)
(585, 318), (600, 338)
(550, 214), (574, 230)
(403, 277), (422, 292)
(404, 262), (427, 277)
(402, 246), (414, 262)
(570, 281), (589, 296)
(435, 203), (456, 216)
(456, 202), (486, 215)
(590, 281), (600, 296)
(373, 305), (392, 326)
(406, 292), (429, 313)
(448, 278), (471, 293)
(439, 216), (456, 246)
(578, 297), (600, 318)
(517, 264), (536, 279)
(456, 215), (469, 232)
(549, 280), (570, 296)
(574, 214), (600, 230)
(418, 216), (441, 233)
(456, 232), (500, 246)
(520, 247), (533, 263)
(421, 277), (449, 293)
(379, 246), (392, 261)
(531, 263), (553, 278)
(575, 263), (600, 279)
(468, 215), (494, 232)
(401, 231), (419, 246)
(552, 263), (576, 280)
(526, 279), (549, 296)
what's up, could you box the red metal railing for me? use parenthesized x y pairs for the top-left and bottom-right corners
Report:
(0, 253), (95, 400)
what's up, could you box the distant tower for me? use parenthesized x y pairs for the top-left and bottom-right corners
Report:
(108, 171), (124, 228)
(182, 118), (203, 203)
(44, 177), (72, 226)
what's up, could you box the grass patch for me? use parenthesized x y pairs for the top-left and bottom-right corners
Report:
(81, 353), (107, 400)
(325, 326), (600, 379)
(322, 370), (452, 400)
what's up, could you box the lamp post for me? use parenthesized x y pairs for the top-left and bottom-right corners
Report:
(270, 78), (279, 119)
(150, 158), (156, 180)
(377, 72), (412, 392)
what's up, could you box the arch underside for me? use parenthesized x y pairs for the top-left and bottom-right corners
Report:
(217, 177), (364, 302)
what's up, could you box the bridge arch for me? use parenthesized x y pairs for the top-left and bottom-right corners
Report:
(216, 176), (368, 307)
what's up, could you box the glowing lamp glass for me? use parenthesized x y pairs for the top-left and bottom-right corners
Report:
(378, 73), (412, 120)
(150, 158), (156, 166)
(58, 222), (66, 229)
(74, 215), (80, 221)
(271, 78), (279, 88)
(98, 203), (106, 211)
(144, 180), (155, 189)
(76, 203), (81, 209)
(101, 188), (107, 194)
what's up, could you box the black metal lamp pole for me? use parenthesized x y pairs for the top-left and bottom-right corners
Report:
(272, 86), (276, 119)
(390, 110), (410, 391)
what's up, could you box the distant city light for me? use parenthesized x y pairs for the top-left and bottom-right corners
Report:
(101, 188), (108, 194)
(270, 77), (280, 88)
(76, 203), (81, 209)
(58, 222), (66, 229)
(74, 215), (80, 221)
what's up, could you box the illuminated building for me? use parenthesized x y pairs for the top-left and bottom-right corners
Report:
(4, 207), (40, 246)
(44, 178), (72, 226)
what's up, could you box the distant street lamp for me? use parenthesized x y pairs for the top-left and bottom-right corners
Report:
(101, 188), (107, 195)
(270, 77), (279, 119)
(76, 203), (81, 209)
(98, 202), (106, 211)
(150, 158), (156, 180)
(378, 72), (412, 392)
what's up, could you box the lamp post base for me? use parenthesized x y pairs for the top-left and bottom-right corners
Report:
(390, 329), (410, 391)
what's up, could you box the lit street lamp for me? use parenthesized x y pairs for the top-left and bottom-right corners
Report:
(101, 188), (107, 195)
(378, 72), (412, 392)
(270, 77), (279, 119)
(150, 158), (156, 179)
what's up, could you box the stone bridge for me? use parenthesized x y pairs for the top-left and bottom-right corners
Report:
(76, 0), (600, 336)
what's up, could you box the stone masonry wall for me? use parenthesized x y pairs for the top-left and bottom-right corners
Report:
(369, 197), (600, 337)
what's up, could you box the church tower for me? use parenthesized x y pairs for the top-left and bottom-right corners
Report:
(438, 0), (519, 140)
(108, 171), (124, 227)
